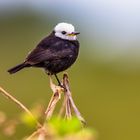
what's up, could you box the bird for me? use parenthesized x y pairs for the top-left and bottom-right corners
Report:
(7, 22), (80, 86)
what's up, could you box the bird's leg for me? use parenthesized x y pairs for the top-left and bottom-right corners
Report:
(54, 74), (65, 89)
(45, 71), (61, 87)
(54, 74), (61, 86)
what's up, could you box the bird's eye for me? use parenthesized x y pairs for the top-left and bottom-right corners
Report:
(61, 31), (66, 34)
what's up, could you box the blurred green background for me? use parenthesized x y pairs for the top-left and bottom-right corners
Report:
(0, 0), (140, 140)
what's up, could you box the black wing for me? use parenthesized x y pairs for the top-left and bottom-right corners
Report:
(25, 36), (76, 65)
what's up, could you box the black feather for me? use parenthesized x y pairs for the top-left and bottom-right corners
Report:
(8, 32), (79, 75)
(7, 63), (29, 74)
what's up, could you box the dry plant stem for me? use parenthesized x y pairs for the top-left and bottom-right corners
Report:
(26, 74), (85, 140)
(38, 128), (46, 140)
(65, 96), (72, 119)
(45, 91), (60, 119)
(69, 95), (85, 124)
(38, 133), (45, 140)
(0, 86), (42, 128)
(58, 95), (67, 117)
(26, 127), (46, 140)
(26, 130), (40, 140)
(63, 74), (85, 124)
(63, 74), (72, 119)
(45, 76), (62, 119)
(27, 77), (63, 140)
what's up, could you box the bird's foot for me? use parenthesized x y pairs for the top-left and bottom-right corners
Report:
(58, 83), (66, 91)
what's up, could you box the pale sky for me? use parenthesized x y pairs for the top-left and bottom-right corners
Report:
(1, 0), (140, 52)
(1, 0), (140, 38)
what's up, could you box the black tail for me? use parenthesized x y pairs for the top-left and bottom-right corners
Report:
(8, 62), (28, 74)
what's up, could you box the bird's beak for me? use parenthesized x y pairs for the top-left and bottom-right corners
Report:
(68, 32), (80, 36)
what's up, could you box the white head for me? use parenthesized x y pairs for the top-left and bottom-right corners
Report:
(54, 22), (80, 41)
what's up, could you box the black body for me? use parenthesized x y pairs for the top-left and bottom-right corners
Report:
(8, 32), (79, 75)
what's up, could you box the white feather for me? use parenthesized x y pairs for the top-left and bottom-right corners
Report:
(54, 22), (77, 40)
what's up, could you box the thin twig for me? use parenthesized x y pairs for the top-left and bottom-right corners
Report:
(63, 74), (72, 119)
(45, 91), (60, 119)
(38, 127), (46, 140)
(58, 95), (67, 117)
(44, 76), (63, 119)
(26, 130), (39, 140)
(65, 96), (72, 119)
(0, 86), (42, 127)
(63, 74), (86, 124)
(27, 73), (85, 140)
(69, 95), (85, 124)
(26, 127), (46, 140)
